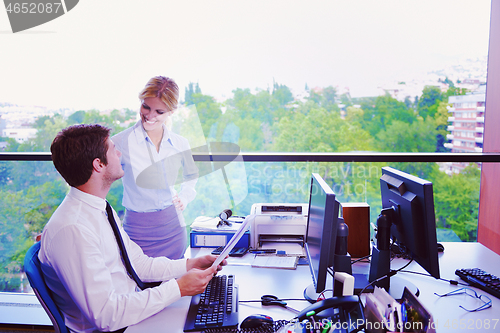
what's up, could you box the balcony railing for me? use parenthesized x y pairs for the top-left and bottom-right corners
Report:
(2, 152), (500, 163)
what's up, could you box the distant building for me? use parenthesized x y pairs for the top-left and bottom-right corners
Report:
(444, 84), (486, 174)
(2, 128), (37, 143)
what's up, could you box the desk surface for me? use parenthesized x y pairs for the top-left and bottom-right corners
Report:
(126, 242), (500, 333)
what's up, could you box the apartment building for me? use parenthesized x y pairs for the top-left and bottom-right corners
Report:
(444, 84), (486, 173)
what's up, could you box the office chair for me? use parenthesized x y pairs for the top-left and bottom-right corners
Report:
(24, 241), (69, 333)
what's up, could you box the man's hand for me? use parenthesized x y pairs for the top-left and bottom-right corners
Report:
(186, 254), (227, 272)
(177, 266), (217, 297)
(177, 255), (229, 297)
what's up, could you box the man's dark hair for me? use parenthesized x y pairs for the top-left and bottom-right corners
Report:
(51, 124), (111, 187)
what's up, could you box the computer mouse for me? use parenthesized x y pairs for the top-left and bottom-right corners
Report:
(240, 314), (273, 329)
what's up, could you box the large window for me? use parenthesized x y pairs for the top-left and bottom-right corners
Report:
(0, 0), (493, 294)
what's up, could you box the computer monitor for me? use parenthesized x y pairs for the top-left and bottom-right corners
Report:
(304, 173), (340, 301)
(369, 166), (440, 294)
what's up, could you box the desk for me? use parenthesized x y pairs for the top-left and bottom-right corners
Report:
(126, 242), (500, 333)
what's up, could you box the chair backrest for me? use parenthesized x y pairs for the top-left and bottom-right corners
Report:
(24, 241), (69, 333)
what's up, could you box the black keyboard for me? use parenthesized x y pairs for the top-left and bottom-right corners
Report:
(455, 268), (500, 299)
(183, 274), (238, 332)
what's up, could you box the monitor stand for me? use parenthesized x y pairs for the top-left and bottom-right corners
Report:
(304, 284), (325, 303)
(352, 273), (419, 300)
(303, 272), (349, 303)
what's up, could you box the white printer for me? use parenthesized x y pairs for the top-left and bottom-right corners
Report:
(249, 203), (308, 253)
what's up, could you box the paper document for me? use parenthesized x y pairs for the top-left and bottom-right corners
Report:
(251, 255), (298, 269)
(190, 216), (244, 232)
(261, 242), (305, 256)
(211, 214), (254, 268)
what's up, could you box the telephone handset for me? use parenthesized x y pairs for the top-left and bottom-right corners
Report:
(295, 296), (364, 332)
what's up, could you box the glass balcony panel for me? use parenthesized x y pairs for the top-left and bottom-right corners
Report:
(0, 159), (481, 293)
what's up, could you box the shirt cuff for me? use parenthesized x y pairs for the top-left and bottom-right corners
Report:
(159, 279), (182, 303)
(173, 258), (188, 276)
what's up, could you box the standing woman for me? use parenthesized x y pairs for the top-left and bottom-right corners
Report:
(112, 76), (198, 259)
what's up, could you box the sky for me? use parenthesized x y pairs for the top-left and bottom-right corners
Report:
(0, 0), (492, 111)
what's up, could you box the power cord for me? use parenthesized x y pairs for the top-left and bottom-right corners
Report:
(399, 269), (468, 286)
(351, 254), (371, 264)
(358, 259), (414, 294)
(239, 295), (309, 315)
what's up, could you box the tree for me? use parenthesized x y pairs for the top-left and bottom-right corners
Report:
(433, 165), (480, 241)
(345, 106), (364, 124)
(445, 77), (454, 87)
(274, 104), (372, 153)
(444, 86), (468, 99)
(418, 86), (443, 119)
(376, 117), (437, 152)
(0, 178), (67, 291)
(18, 114), (68, 152)
(67, 110), (86, 124)
(322, 86), (337, 110)
(340, 92), (353, 108)
(404, 96), (414, 110)
(184, 92), (223, 139)
(184, 82), (202, 105)
(361, 94), (416, 137)
(272, 82), (294, 106)
(307, 86), (339, 111)
(0, 161), (11, 185)
(212, 114), (264, 151)
(435, 101), (452, 152)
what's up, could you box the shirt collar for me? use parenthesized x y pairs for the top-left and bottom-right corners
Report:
(132, 120), (173, 147)
(67, 187), (107, 212)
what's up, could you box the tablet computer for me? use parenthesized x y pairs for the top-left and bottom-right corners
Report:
(211, 214), (254, 268)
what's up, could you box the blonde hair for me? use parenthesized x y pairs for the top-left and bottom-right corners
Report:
(139, 76), (179, 111)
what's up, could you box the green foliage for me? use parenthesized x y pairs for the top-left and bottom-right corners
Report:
(418, 86), (443, 119)
(376, 117), (438, 152)
(184, 82), (202, 105)
(0, 177), (68, 291)
(67, 110), (86, 124)
(272, 82), (294, 106)
(18, 114), (68, 152)
(1, 137), (19, 152)
(0, 161), (12, 185)
(185, 92), (223, 139)
(227, 88), (279, 125)
(345, 106), (364, 123)
(0, 81), (483, 293)
(435, 101), (452, 152)
(307, 86), (339, 112)
(340, 92), (353, 108)
(274, 104), (373, 153)
(361, 94), (416, 137)
(432, 165), (480, 241)
(107, 180), (125, 218)
(444, 86), (468, 98)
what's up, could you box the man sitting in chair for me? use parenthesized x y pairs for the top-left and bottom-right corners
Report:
(38, 124), (225, 333)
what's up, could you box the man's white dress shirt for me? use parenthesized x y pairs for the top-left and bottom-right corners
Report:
(39, 187), (187, 333)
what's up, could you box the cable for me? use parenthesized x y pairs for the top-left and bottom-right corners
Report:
(351, 254), (371, 264)
(314, 289), (334, 302)
(400, 269), (468, 286)
(239, 298), (307, 303)
(358, 259), (414, 295)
